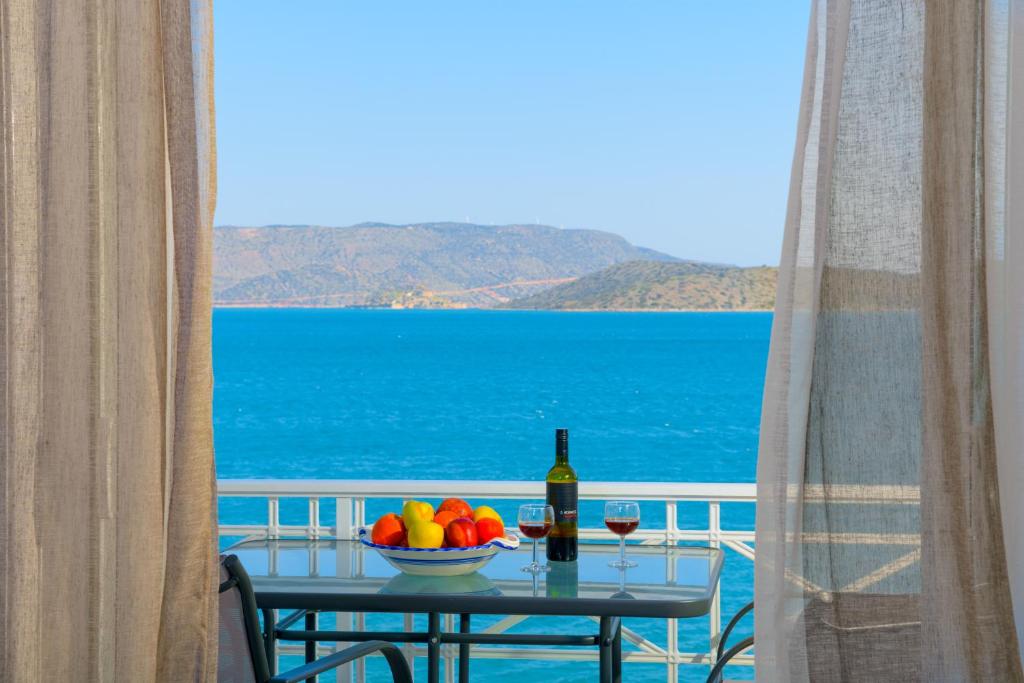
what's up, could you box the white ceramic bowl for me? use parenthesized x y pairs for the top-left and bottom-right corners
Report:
(358, 527), (520, 576)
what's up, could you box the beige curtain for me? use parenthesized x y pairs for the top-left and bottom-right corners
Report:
(756, 0), (1024, 680)
(0, 0), (218, 680)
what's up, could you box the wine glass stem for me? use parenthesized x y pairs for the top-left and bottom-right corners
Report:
(619, 535), (626, 565)
(533, 537), (539, 567)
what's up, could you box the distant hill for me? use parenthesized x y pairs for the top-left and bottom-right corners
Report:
(214, 222), (678, 307)
(502, 260), (777, 311)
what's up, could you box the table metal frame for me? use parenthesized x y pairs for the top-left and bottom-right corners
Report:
(262, 608), (624, 683)
(244, 540), (722, 683)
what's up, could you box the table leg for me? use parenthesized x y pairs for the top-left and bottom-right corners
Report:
(598, 616), (622, 683)
(428, 612), (441, 683)
(612, 619), (622, 683)
(599, 617), (612, 683)
(261, 608), (277, 676)
(305, 611), (317, 683)
(459, 613), (471, 683)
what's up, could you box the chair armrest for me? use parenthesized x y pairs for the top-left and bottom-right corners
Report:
(269, 640), (412, 683)
(706, 635), (754, 683)
(717, 600), (753, 660)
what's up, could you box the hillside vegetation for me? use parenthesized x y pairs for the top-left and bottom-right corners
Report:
(214, 222), (676, 307)
(503, 260), (777, 311)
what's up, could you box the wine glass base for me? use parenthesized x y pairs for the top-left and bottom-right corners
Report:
(608, 559), (638, 569)
(521, 562), (551, 573)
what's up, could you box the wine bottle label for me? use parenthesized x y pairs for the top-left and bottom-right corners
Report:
(547, 482), (578, 531)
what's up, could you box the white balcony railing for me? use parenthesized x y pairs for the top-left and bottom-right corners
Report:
(217, 479), (757, 682)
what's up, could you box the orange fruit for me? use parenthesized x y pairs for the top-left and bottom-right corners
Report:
(434, 510), (459, 528)
(371, 513), (406, 546)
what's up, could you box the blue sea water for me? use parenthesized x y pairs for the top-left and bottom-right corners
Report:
(214, 309), (770, 681)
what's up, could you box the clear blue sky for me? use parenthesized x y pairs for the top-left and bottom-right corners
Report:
(213, 2), (809, 266)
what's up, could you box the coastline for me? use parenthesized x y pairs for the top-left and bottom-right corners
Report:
(214, 303), (773, 313)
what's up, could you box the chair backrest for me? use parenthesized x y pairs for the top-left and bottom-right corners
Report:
(219, 554), (272, 683)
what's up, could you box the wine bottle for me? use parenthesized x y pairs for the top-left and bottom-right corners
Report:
(546, 428), (578, 561)
(545, 560), (579, 599)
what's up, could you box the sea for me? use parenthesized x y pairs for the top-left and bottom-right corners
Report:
(214, 309), (769, 682)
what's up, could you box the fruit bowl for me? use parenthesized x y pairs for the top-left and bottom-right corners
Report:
(358, 527), (520, 576)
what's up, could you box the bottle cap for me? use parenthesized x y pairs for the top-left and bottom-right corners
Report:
(556, 428), (568, 452)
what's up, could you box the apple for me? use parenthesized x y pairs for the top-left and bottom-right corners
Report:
(446, 517), (478, 547)
(438, 498), (473, 519)
(407, 520), (445, 548)
(402, 499), (435, 528)
(475, 517), (504, 544)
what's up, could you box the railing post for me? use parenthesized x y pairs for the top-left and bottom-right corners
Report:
(268, 497), (280, 538)
(354, 497), (366, 531)
(708, 501), (722, 665)
(308, 497), (321, 539)
(444, 613), (455, 683)
(667, 617), (679, 683)
(356, 613), (367, 683)
(403, 612), (415, 671)
(335, 526), (354, 683)
(336, 497), (353, 539)
(666, 501), (678, 545)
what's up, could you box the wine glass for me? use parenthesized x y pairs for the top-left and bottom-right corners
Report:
(518, 503), (554, 573)
(604, 500), (640, 568)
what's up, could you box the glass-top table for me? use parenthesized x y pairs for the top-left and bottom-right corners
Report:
(229, 537), (723, 683)
(232, 537), (722, 618)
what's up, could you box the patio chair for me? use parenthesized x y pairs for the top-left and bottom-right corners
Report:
(219, 554), (412, 683)
(706, 600), (754, 683)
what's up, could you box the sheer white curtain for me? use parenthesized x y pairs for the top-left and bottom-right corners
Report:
(0, 0), (218, 679)
(989, 0), (1024, 664)
(756, 0), (1024, 679)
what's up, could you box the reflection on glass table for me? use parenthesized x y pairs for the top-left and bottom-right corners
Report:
(229, 537), (722, 617)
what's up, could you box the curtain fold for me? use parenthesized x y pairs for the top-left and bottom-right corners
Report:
(756, 0), (1024, 679)
(0, 0), (218, 679)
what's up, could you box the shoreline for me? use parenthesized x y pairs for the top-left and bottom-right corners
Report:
(214, 304), (773, 313)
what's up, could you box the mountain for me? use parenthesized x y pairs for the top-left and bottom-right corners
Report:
(213, 222), (677, 307)
(502, 260), (777, 311)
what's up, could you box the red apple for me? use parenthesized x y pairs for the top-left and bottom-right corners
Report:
(475, 517), (504, 544)
(446, 518), (478, 548)
(438, 498), (474, 519)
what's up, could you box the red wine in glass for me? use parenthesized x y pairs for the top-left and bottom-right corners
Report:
(605, 501), (640, 568)
(518, 503), (554, 573)
(605, 518), (639, 536)
(519, 521), (553, 539)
